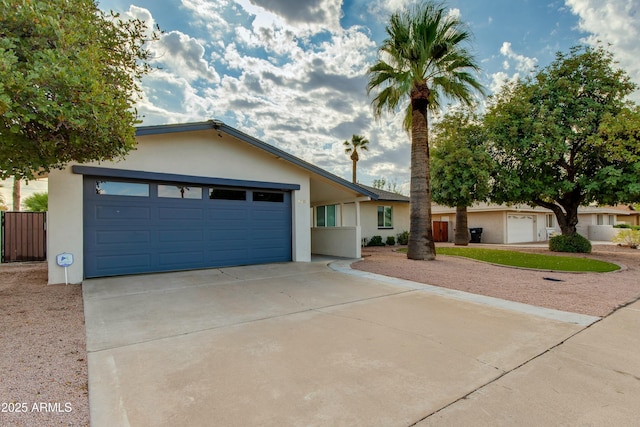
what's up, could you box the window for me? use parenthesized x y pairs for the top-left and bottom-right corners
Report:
(316, 205), (337, 227)
(546, 214), (555, 228)
(597, 214), (604, 225)
(608, 215), (615, 225)
(377, 206), (393, 228)
(210, 188), (246, 200)
(96, 180), (149, 197)
(158, 185), (202, 199)
(253, 191), (284, 202)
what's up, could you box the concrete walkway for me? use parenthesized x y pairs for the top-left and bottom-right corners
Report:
(83, 260), (639, 426)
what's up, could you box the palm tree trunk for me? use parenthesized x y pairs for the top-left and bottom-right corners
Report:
(454, 205), (469, 245)
(407, 85), (436, 260)
(350, 150), (359, 183)
(12, 177), (21, 211)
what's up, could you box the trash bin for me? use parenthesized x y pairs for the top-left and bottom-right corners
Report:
(469, 227), (483, 243)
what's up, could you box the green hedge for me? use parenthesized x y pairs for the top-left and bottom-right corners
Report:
(614, 224), (640, 230)
(549, 234), (592, 253)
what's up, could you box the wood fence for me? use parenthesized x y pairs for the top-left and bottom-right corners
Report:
(1, 211), (47, 262)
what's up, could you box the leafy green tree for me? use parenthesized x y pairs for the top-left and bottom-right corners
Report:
(367, 1), (484, 260)
(431, 108), (492, 245)
(23, 192), (47, 212)
(485, 45), (640, 236)
(343, 134), (369, 183)
(0, 0), (157, 180)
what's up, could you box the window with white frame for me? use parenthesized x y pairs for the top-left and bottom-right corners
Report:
(597, 214), (604, 225)
(546, 214), (555, 228)
(377, 206), (393, 228)
(316, 205), (337, 227)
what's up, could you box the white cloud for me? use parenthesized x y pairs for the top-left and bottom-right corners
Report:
(565, 0), (640, 101)
(151, 31), (220, 83)
(499, 42), (538, 74)
(234, 0), (342, 35)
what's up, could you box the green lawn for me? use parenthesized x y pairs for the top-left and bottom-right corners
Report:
(397, 246), (619, 272)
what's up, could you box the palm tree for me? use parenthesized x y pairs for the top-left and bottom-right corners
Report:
(367, 1), (484, 260)
(343, 134), (369, 183)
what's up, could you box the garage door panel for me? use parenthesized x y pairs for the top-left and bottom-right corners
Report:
(158, 229), (204, 243)
(94, 205), (151, 221)
(95, 230), (151, 245)
(158, 251), (205, 267)
(95, 254), (152, 272)
(84, 178), (292, 278)
(210, 209), (249, 221)
(158, 207), (203, 220)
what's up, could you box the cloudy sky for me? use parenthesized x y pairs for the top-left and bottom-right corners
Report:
(95, 0), (640, 193)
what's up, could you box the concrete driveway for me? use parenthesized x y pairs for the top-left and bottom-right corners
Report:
(83, 260), (638, 426)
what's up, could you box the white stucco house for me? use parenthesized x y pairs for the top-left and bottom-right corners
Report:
(47, 120), (380, 284)
(311, 183), (410, 249)
(431, 202), (635, 244)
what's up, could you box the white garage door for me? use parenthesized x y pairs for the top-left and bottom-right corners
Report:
(507, 214), (535, 243)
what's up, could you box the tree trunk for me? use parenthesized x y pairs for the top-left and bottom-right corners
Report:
(12, 177), (21, 211)
(350, 150), (359, 183)
(407, 84), (436, 260)
(454, 205), (470, 245)
(534, 198), (579, 236)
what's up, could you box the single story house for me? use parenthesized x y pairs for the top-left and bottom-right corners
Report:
(348, 184), (409, 245)
(47, 120), (380, 284)
(431, 202), (636, 244)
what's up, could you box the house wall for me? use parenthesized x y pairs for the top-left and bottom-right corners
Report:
(311, 227), (361, 258)
(360, 202), (410, 244)
(433, 211), (507, 244)
(48, 130), (312, 284)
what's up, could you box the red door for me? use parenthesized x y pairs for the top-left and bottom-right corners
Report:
(432, 221), (449, 242)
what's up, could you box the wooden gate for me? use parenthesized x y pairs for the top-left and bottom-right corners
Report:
(1, 212), (47, 262)
(432, 221), (449, 242)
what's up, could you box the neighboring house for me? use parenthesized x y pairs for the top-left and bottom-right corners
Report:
(431, 202), (635, 244)
(47, 120), (379, 284)
(358, 184), (410, 244)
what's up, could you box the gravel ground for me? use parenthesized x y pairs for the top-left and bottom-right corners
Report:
(0, 244), (637, 426)
(0, 262), (88, 427)
(353, 243), (640, 317)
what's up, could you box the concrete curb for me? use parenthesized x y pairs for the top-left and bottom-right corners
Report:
(329, 259), (601, 327)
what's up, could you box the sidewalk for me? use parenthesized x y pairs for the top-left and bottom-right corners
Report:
(416, 299), (640, 425)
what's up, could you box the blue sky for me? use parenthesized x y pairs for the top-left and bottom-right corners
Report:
(92, 0), (639, 193)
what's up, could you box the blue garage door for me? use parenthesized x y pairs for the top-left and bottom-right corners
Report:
(83, 178), (292, 278)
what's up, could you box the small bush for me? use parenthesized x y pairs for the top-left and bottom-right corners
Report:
(549, 234), (592, 253)
(614, 224), (640, 230)
(613, 229), (640, 249)
(386, 236), (396, 246)
(366, 235), (385, 247)
(396, 231), (409, 245)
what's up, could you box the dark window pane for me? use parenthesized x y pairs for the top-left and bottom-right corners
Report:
(96, 181), (149, 197)
(209, 188), (247, 200)
(253, 191), (284, 202)
(158, 185), (202, 199)
(316, 206), (325, 227)
(327, 205), (336, 227)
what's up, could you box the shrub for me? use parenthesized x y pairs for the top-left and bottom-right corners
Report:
(613, 229), (640, 249)
(549, 234), (592, 253)
(614, 224), (640, 230)
(386, 236), (396, 246)
(396, 231), (409, 245)
(366, 235), (385, 247)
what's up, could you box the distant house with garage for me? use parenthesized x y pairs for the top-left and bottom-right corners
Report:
(47, 120), (380, 284)
(431, 202), (635, 244)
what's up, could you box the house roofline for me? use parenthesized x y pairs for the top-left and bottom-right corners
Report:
(135, 120), (378, 200)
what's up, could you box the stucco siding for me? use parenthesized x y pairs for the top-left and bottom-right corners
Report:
(360, 202), (410, 244)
